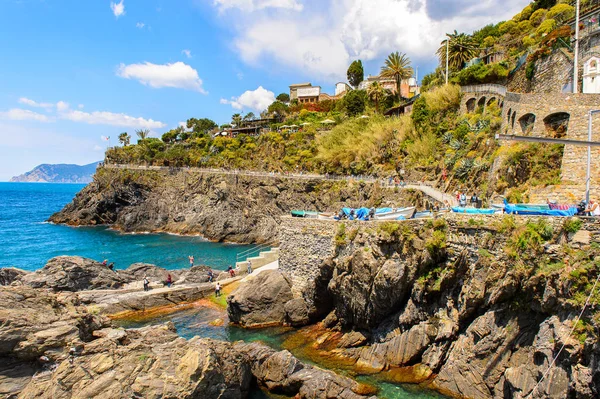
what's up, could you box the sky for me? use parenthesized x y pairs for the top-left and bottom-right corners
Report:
(0, 0), (530, 180)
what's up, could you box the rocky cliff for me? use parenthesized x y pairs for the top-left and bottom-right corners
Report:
(10, 162), (99, 183)
(50, 167), (419, 243)
(228, 215), (600, 398)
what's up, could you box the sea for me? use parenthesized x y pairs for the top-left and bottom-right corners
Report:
(0, 182), (257, 271)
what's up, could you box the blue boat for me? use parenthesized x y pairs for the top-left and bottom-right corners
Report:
(451, 207), (498, 215)
(504, 203), (577, 217)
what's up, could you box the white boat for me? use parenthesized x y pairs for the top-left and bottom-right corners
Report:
(374, 207), (416, 220)
(318, 212), (336, 220)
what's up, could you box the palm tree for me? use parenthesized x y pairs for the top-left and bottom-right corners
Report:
(118, 132), (130, 146)
(367, 82), (386, 114)
(135, 129), (150, 140)
(231, 113), (242, 127)
(437, 31), (479, 72)
(380, 52), (413, 100)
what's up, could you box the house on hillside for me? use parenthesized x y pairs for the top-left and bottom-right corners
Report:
(289, 82), (352, 103)
(217, 118), (275, 138)
(358, 75), (420, 98)
(384, 95), (420, 117)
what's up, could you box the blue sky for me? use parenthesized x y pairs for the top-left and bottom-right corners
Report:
(0, 0), (529, 180)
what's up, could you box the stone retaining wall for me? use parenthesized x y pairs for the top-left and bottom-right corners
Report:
(279, 215), (599, 303)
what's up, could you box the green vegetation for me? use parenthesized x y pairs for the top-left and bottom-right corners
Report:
(380, 52), (413, 100)
(507, 218), (554, 257)
(563, 218), (583, 234)
(347, 60), (364, 89)
(335, 223), (347, 246)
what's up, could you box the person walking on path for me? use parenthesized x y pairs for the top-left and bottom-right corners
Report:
(166, 274), (172, 288)
(247, 260), (253, 275)
(208, 269), (214, 282)
(188, 255), (194, 267)
(215, 282), (222, 297)
(143, 276), (149, 292)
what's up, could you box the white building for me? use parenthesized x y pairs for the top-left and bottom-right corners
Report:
(583, 56), (600, 94)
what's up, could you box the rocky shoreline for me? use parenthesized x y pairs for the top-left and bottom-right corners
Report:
(48, 167), (420, 243)
(0, 256), (378, 399)
(224, 216), (600, 399)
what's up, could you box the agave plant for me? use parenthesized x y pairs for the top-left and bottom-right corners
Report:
(442, 132), (454, 144)
(454, 158), (474, 178)
(449, 139), (464, 151)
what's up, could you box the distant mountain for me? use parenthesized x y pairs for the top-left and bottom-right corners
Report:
(10, 162), (101, 183)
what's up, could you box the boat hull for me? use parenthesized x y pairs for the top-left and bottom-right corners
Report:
(374, 207), (416, 220)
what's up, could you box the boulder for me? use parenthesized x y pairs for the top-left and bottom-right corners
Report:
(235, 342), (377, 399)
(0, 286), (108, 360)
(19, 324), (254, 399)
(227, 270), (293, 327)
(178, 265), (214, 284)
(0, 268), (28, 286)
(19, 256), (127, 292)
(284, 298), (310, 326)
(119, 262), (180, 284)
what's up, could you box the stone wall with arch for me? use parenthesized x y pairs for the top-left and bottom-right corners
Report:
(500, 92), (600, 185)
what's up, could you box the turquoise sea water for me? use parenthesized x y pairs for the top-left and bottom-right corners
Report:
(116, 307), (446, 399)
(0, 182), (256, 271)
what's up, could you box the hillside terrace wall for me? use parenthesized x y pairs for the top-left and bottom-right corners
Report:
(501, 92), (600, 186)
(508, 49), (574, 94)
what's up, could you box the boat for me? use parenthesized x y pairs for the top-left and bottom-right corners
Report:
(291, 210), (318, 218)
(413, 211), (434, 219)
(318, 212), (336, 220)
(451, 207), (498, 215)
(374, 207), (416, 220)
(504, 203), (577, 217)
(491, 203), (549, 211)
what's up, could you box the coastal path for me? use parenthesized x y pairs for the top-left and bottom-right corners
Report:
(103, 163), (457, 206)
(79, 248), (280, 316)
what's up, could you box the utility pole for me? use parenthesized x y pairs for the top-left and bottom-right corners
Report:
(445, 36), (450, 85)
(574, 0), (581, 93)
(586, 110), (600, 203)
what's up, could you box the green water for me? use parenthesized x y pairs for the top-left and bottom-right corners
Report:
(115, 305), (446, 399)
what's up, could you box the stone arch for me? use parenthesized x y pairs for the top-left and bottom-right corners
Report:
(477, 97), (486, 108)
(466, 97), (476, 113)
(518, 113), (536, 134)
(543, 112), (570, 138)
(487, 97), (497, 106)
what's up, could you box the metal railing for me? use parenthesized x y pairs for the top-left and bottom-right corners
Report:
(460, 84), (507, 97)
(235, 242), (276, 263)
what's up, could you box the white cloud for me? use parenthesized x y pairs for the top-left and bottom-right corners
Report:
(116, 61), (207, 93)
(214, 0), (303, 12)
(136, 22), (145, 29)
(111, 0), (125, 18)
(221, 86), (275, 111)
(78, 104), (85, 109)
(215, 0), (529, 79)
(18, 97), (54, 109)
(56, 101), (70, 112)
(182, 49), (192, 58)
(178, 121), (193, 132)
(0, 108), (51, 122)
(61, 109), (166, 129)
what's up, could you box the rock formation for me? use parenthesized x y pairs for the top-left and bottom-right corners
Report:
(49, 167), (418, 243)
(227, 216), (600, 398)
(18, 256), (127, 291)
(0, 282), (377, 399)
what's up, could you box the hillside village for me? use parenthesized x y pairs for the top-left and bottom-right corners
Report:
(106, 0), (600, 205)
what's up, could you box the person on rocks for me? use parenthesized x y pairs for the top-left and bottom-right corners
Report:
(215, 282), (222, 297)
(68, 346), (77, 365)
(102, 259), (108, 266)
(208, 269), (214, 282)
(166, 274), (172, 288)
(247, 260), (253, 275)
(108, 262), (114, 271)
(188, 255), (194, 267)
(143, 275), (150, 291)
(585, 198), (600, 216)
(227, 265), (236, 278)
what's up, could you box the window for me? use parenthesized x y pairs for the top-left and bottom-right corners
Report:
(590, 60), (598, 72)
